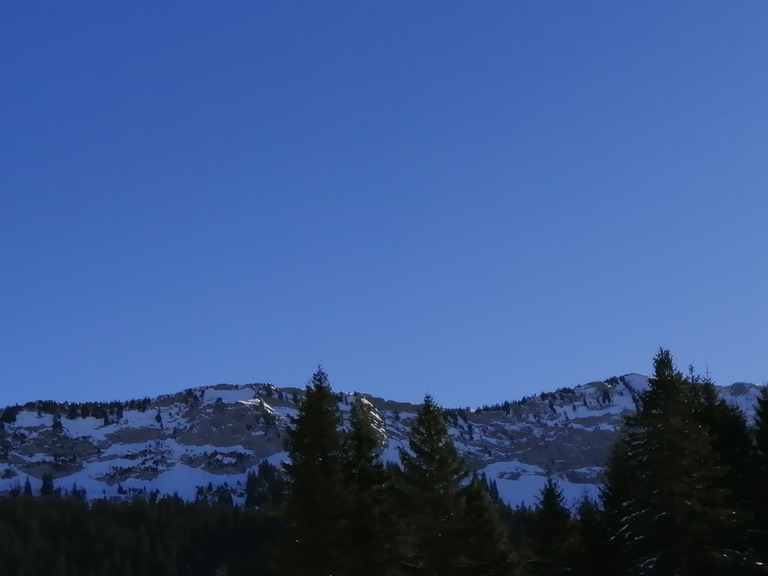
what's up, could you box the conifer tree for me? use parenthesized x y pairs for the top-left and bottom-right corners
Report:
(341, 396), (399, 575)
(279, 367), (347, 576)
(688, 371), (753, 493)
(397, 394), (510, 575)
(751, 386), (768, 564)
(458, 475), (516, 574)
(397, 394), (469, 574)
(40, 473), (54, 497)
(245, 460), (286, 510)
(605, 349), (737, 576)
(244, 470), (258, 508)
(687, 370), (756, 566)
(528, 477), (572, 575)
(599, 436), (634, 572)
(0, 405), (18, 424)
(571, 495), (613, 576)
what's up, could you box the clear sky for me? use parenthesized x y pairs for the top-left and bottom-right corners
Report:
(2, 2), (767, 410)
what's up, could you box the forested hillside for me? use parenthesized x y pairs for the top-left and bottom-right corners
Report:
(1, 350), (767, 575)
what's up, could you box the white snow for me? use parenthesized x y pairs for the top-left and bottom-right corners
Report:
(481, 460), (600, 509)
(2, 377), (762, 508)
(202, 387), (257, 405)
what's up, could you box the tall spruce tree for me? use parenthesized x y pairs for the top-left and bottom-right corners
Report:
(397, 395), (470, 574)
(457, 475), (516, 574)
(604, 349), (738, 576)
(751, 386), (768, 565)
(688, 371), (753, 495)
(397, 394), (510, 575)
(341, 396), (399, 576)
(528, 477), (572, 576)
(599, 437), (633, 573)
(687, 370), (756, 567)
(572, 495), (614, 576)
(279, 367), (347, 576)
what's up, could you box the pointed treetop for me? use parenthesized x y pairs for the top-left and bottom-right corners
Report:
(651, 348), (680, 382)
(309, 365), (330, 390)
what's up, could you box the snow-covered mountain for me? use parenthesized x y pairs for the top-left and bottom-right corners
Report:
(0, 375), (763, 508)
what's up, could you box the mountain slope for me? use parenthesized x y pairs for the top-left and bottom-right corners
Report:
(0, 375), (762, 508)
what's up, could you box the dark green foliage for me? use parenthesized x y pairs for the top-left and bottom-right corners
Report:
(245, 460), (286, 509)
(751, 387), (768, 562)
(687, 371), (756, 567)
(398, 395), (469, 496)
(397, 395), (470, 574)
(40, 473), (54, 497)
(276, 371), (405, 576)
(603, 349), (749, 575)
(755, 387), (768, 468)
(1, 405), (19, 424)
(6, 355), (766, 575)
(244, 470), (258, 507)
(689, 372), (753, 490)
(61, 400), (127, 421)
(528, 477), (572, 575)
(598, 437), (632, 570)
(278, 367), (348, 576)
(34, 400), (60, 416)
(341, 396), (400, 575)
(274, 385), (517, 574)
(0, 493), (278, 576)
(458, 475), (516, 573)
(571, 496), (613, 576)
(397, 394), (511, 575)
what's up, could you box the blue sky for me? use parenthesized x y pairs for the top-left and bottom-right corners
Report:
(2, 3), (767, 409)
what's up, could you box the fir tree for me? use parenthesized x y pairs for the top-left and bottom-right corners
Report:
(23, 477), (32, 497)
(341, 396), (399, 575)
(244, 470), (258, 508)
(528, 477), (572, 575)
(397, 395), (470, 574)
(606, 349), (737, 576)
(397, 394), (510, 575)
(599, 437), (633, 573)
(571, 495), (613, 576)
(40, 473), (54, 497)
(458, 475), (516, 574)
(245, 461), (285, 510)
(687, 370), (756, 568)
(278, 367), (347, 576)
(0, 405), (18, 424)
(751, 386), (768, 564)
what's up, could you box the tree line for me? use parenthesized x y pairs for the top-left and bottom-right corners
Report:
(1, 351), (767, 575)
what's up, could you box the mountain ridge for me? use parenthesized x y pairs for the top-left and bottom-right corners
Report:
(1, 373), (763, 508)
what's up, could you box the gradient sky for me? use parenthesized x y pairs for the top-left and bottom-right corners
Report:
(2, 2), (767, 410)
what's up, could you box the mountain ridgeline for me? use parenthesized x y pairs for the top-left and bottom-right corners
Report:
(0, 369), (760, 506)
(1, 350), (768, 575)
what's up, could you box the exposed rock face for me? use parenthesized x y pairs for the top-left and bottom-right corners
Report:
(0, 375), (762, 508)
